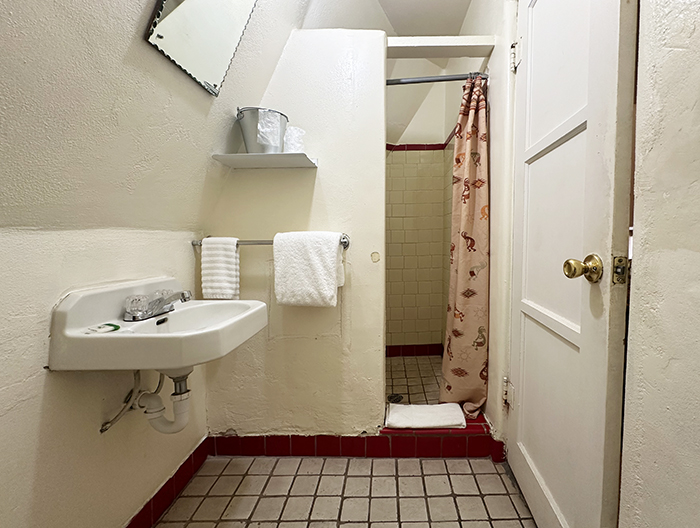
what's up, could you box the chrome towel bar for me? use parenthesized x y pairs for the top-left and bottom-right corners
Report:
(192, 233), (350, 250)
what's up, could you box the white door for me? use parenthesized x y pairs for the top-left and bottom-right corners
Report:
(508, 0), (637, 527)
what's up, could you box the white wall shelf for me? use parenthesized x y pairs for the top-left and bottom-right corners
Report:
(212, 153), (318, 169)
(387, 36), (495, 59)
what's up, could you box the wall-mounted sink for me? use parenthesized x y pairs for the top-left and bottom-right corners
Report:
(49, 277), (267, 372)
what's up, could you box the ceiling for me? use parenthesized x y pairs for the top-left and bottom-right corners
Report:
(378, 0), (473, 36)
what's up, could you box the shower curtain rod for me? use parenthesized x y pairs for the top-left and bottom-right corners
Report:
(386, 72), (488, 86)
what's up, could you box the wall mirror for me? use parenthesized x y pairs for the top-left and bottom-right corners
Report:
(147, 0), (258, 96)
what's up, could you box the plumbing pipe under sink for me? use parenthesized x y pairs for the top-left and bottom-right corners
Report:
(139, 392), (190, 435)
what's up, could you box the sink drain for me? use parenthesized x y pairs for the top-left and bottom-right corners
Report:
(387, 393), (403, 403)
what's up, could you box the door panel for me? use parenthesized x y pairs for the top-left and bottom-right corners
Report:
(508, 0), (637, 527)
(524, 131), (586, 325)
(528, 0), (589, 147)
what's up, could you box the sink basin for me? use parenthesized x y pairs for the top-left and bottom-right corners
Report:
(49, 277), (267, 372)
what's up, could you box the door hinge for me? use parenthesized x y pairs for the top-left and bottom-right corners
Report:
(612, 256), (629, 285)
(503, 376), (512, 408)
(510, 39), (522, 73)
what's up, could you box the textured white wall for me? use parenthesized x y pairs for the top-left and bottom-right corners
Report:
(619, 1), (700, 526)
(0, 0), (309, 525)
(0, 229), (205, 528)
(204, 29), (387, 436)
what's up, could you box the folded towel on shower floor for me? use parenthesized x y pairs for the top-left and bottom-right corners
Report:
(201, 237), (240, 299)
(384, 403), (467, 429)
(273, 231), (345, 307)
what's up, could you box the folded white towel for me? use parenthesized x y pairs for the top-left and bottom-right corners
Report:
(201, 237), (240, 299)
(273, 231), (345, 307)
(385, 403), (467, 429)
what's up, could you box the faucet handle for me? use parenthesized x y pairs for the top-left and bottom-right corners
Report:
(180, 291), (192, 302)
(125, 295), (149, 319)
(151, 289), (174, 300)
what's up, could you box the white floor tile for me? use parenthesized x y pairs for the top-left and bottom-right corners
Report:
(469, 459), (496, 474)
(223, 457), (254, 475)
(483, 495), (518, 519)
(197, 457), (230, 476)
(311, 497), (342, 520)
(317, 475), (345, 495)
(345, 477), (371, 497)
(298, 458), (324, 475)
(281, 496), (314, 520)
(455, 496), (488, 521)
(398, 476), (425, 496)
(424, 475), (452, 496)
(398, 498), (429, 521)
(192, 497), (230, 521)
(369, 497), (398, 521)
(249, 458), (278, 475)
(427, 496), (458, 521)
(162, 497), (203, 521)
(221, 496), (258, 520)
(290, 475), (320, 495)
(182, 476), (217, 496)
(476, 474), (507, 494)
(251, 497), (286, 521)
(209, 476), (243, 496)
(340, 497), (370, 521)
(322, 458), (348, 475)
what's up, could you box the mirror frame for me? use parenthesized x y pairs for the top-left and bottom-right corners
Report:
(145, 0), (257, 96)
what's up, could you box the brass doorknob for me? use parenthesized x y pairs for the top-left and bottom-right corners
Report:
(563, 254), (604, 283)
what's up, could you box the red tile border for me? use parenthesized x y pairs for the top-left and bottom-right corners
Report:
(150, 480), (174, 524)
(467, 435), (492, 457)
(491, 439), (506, 463)
(385, 125), (457, 154)
(416, 436), (442, 457)
(391, 435), (417, 458)
(341, 436), (367, 457)
(386, 143), (446, 151)
(442, 435), (468, 458)
(127, 503), (152, 528)
(366, 435), (391, 457)
(317, 435), (341, 456)
(266, 435), (291, 456)
(291, 435), (316, 456)
(215, 435), (241, 456)
(240, 436), (265, 456)
(172, 457), (194, 496)
(386, 343), (443, 357)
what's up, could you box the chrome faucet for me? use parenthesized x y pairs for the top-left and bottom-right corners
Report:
(124, 290), (192, 321)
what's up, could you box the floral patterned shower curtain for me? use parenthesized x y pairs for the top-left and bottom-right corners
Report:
(440, 77), (489, 418)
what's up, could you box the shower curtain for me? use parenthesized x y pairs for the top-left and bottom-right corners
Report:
(440, 77), (489, 418)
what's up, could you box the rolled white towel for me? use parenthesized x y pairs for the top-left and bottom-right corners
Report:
(201, 237), (240, 299)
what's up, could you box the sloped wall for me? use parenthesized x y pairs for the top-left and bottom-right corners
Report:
(205, 29), (387, 436)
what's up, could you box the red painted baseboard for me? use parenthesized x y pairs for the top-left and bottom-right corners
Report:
(127, 424), (505, 528)
(386, 343), (443, 357)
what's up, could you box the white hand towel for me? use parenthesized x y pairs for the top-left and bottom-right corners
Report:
(273, 231), (345, 307)
(385, 403), (467, 429)
(201, 237), (240, 299)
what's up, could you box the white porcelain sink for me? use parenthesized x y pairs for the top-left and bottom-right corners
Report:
(49, 277), (267, 372)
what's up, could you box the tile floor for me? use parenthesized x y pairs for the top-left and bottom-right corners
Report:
(386, 356), (442, 405)
(156, 456), (536, 527)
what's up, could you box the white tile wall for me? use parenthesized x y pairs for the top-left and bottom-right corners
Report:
(385, 149), (452, 346)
